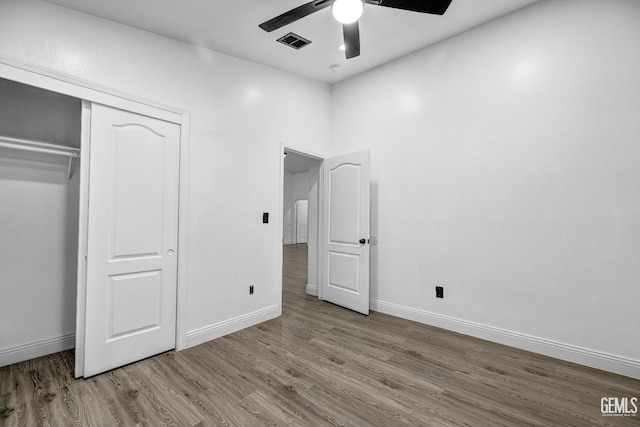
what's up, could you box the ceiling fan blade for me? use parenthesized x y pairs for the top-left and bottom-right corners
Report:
(365, 0), (452, 15)
(259, 0), (333, 32)
(343, 22), (360, 59)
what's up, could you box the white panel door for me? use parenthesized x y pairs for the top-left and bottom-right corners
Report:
(295, 200), (309, 244)
(83, 103), (180, 377)
(322, 150), (370, 314)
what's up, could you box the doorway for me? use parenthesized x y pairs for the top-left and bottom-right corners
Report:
(279, 144), (372, 315)
(282, 147), (322, 298)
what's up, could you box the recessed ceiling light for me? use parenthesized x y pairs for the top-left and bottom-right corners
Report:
(339, 44), (346, 51)
(329, 64), (342, 72)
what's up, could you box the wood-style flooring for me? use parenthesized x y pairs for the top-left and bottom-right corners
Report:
(1, 244), (638, 426)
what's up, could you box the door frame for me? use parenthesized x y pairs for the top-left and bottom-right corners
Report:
(0, 55), (191, 362)
(280, 143), (325, 299)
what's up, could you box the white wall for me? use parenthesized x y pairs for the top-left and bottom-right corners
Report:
(282, 171), (310, 244)
(330, 0), (640, 377)
(0, 0), (331, 351)
(283, 170), (295, 244)
(0, 79), (80, 363)
(292, 172), (310, 202)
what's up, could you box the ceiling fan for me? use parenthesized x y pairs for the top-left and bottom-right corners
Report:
(259, 0), (453, 60)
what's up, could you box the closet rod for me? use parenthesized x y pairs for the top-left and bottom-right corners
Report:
(0, 135), (80, 180)
(0, 135), (79, 158)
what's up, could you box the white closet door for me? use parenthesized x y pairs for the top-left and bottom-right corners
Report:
(83, 103), (180, 377)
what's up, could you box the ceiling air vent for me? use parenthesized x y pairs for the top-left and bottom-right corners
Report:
(277, 32), (312, 50)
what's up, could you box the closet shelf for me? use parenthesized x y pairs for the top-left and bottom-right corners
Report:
(0, 135), (80, 180)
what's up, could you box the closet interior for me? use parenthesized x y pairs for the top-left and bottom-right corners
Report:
(0, 77), (81, 366)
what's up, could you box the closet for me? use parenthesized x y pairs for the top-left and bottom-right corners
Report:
(0, 78), (81, 367)
(0, 77), (183, 378)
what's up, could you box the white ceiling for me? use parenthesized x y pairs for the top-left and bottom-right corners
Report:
(42, 0), (539, 84)
(284, 151), (319, 174)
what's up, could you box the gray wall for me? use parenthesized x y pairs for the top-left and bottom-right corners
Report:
(0, 78), (80, 146)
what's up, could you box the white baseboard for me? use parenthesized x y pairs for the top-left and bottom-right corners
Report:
(0, 333), (75, 368)
(306, 283), (318, 296)
(185, 305), (281, 349)
(370, 299), (640, 380)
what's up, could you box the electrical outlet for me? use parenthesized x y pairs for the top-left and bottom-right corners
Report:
(249, 285), (254, 295)
(436, 286), (444, 299)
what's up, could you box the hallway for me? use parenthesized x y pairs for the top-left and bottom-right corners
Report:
(283, 243), (308, 297)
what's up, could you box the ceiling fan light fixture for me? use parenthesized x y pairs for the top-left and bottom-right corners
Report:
(332, 0), (364, 24)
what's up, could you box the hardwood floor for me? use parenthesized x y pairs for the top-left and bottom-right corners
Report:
(1, 244), (638, 426)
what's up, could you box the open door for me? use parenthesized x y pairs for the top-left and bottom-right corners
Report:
(321, 149), (370, 314)
(79, 103), (180, 377)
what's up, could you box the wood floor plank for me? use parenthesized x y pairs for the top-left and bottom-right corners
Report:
(1, 243), (638, 426)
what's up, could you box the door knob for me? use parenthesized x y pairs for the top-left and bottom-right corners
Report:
(359, 238), (366, 244)
(168, 249), (175, 256)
